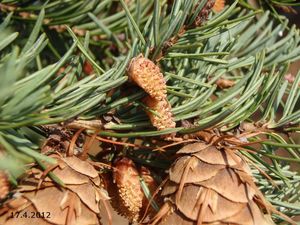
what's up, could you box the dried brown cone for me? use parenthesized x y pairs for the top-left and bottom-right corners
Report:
(150, 142), (280, 225)
(194, 0), (216, 27)
(143, 96), (176, 131)
(216, 78), (235, 89)
(107, 157), (159, 223)
(127, 55), (167, 101)
(0, 171), (9, 201)
(0, 153), (110, 225)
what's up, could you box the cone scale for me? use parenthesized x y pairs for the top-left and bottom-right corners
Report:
(0, 154), (109, 225)
(150, 142), (275, 225)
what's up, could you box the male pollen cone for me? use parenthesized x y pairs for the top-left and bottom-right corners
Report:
(108, 157), (158, 223)
(143, 96), (176, 131)
(127, 55), (167, 101)
(213, 0), (225, 13)
(150, 142), (278, 225)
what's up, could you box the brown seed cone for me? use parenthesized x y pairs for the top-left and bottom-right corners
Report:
(143, 96), (176, 131)
(150, 142), (276, 225)
(0, 171), (9, 200)
(108, 158), (159, 222)
(194, 0), (216, 26)
(0, 154), (109, 225)
(127, 55), (167, 101)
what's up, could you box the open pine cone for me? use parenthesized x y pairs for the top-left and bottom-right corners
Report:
(0, 153), (109, 225)
(150, 142), (276, 225)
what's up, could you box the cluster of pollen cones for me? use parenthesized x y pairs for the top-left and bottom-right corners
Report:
(0, 153), (109, 225)
(127, 55), (176, 131)
(150, 142), (277, 225)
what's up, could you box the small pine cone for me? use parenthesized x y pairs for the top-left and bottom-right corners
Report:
(151, 142), (277, 225)
(143, 96), (175, 130)
(216, 78), (235, 89)
(0, 171), (9, 200)
(112, 157), (143, 222)
(213, 0), (225, 12)
(127, 55), (167, 101)
(108, 158), (159, 222)
(194, 0), (216, 26)
(0, 154), (108, 225)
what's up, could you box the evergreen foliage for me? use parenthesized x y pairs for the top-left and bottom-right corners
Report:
(0, 0), (299, 223)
